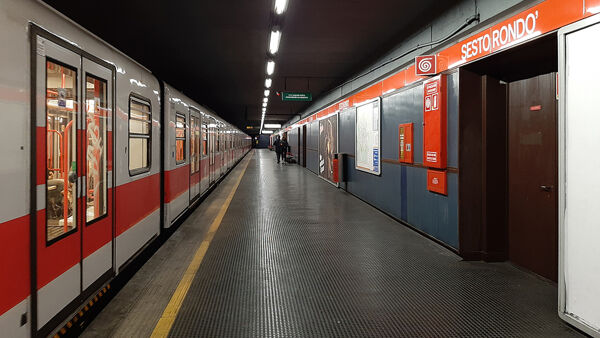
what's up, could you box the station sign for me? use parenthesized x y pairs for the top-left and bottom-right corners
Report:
(282, 92), (312, 102)
(415, 55), (437, 76)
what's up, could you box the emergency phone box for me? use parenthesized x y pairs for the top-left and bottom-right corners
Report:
(423, 75), (447, 169)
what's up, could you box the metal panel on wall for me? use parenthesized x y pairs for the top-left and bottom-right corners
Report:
(339, 107), (355, 155)
(307, 120), (319, 174)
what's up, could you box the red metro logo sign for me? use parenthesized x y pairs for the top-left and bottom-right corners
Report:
(415, 55), (437, 76)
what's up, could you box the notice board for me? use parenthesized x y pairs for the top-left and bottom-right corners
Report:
(355, 98), (381, 175)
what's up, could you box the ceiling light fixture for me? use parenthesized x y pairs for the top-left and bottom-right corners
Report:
(269, 30), (281, 54)
(266, 60), (275, 75)
(274, 0), (288, 15)
(264, 123), (282, 128)
(265, 78), (272, 88)
(264, 89), (270, 97)
(263, 97), (269, 103)
(263, 102), (268, 107)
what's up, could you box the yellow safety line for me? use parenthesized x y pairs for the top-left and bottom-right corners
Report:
(151, 152), (253, 338)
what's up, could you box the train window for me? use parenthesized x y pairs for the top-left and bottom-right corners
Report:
(129, 97), (151, 174)
(176, 113), (186, 164)
(202, 122), (208, 156)
(46, 60), (78, 242)
(85, 75), (108, 223)
(190, 115), (200, 173)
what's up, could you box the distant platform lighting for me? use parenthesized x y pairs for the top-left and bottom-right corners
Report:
(266, 61), (275, 75)
(269, 30), (281, 54)
(264, 89), (270, 97)
(265, 78), (272, 88)
(275, 0), (288, 14)
(263, 102), (268, 108)
(262, 130), (274, 134)
(263, 97), (269, 103)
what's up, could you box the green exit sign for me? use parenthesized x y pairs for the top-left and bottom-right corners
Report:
(282, 92), (312, 102)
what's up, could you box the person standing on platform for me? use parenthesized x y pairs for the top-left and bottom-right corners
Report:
(280, 136), (289, 164)
(274, 135), (283, 164)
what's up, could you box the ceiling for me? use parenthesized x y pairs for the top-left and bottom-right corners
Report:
(43, 0), (460, 135)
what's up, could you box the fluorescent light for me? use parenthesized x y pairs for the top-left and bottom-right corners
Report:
(264, 89), (270, 97)
(266, 61), (275, 75)
(263, 102), (267, 108)
(269, 30), (281, 54)
(274, 0), (288, 14)
(262, 130), (274, 134)
(264, 123), (281, 128)
(265, 78), (272, 88)
(263, 97), (269, 103)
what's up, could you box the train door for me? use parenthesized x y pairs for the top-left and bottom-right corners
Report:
(189, 109), (201, 201)
(35, 37), (114, 332)
(200, 118), (209, 193)
(209, 117), (217, 184)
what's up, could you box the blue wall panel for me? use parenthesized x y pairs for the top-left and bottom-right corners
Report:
(339, 107), (355, 155)
(340, 75), (459, 249)
(307, 121), (319, 174)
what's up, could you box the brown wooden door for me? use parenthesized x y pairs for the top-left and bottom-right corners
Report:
(508, 73), (558, 282)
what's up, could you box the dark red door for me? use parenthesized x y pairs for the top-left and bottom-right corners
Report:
(508, 73), (558, 282)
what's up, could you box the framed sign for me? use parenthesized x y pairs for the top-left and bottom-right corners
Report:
(355, 98), (381, 175)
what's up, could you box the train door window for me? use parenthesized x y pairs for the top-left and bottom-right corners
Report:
(46, 60), (78, 242)
(129, 96), (152, 174)
(194, 117), (200, 171)
(190, 115), (200, 173)
(85, 75), (108, 223)
(202, 121), (208, 156)
(176, 113), (186, 164)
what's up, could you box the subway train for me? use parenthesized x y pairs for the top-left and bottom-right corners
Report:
(0, 0), (252, 336)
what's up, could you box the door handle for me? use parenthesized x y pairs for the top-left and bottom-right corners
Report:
(540, 185), (554, 192)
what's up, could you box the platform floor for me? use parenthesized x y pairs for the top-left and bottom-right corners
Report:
(83, 149), (584, 338)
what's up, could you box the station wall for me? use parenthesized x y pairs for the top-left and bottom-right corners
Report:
(335, 74), (460, 248)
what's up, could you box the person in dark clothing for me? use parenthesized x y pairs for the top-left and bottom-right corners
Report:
(274, 135), (283, 163)
(280, 136), (289, 163)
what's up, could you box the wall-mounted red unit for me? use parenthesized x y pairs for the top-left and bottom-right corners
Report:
(423, 74), (447, 169)
(398, 123), (414, 164)
(427, 169), (447, 195)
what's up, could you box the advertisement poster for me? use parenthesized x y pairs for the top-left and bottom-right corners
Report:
(355, 98), (381, 175)
(319, 113), (338, 182)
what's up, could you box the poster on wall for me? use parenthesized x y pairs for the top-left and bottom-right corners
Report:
(355, 98), (381, 175)
(319, 113), (338, 183)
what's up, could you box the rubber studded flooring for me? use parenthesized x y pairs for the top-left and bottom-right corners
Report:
(169, 149), (583, 338)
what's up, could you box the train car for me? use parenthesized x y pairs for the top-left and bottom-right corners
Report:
(163, 84), (250, 227)
(0, 0), (251, 337)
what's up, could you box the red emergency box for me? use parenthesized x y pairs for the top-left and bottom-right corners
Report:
(398, 123), (414, 164)
(423, 75), (447, 169)
(427, 169), (447, 195)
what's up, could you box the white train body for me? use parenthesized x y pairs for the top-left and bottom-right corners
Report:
(0, 0), (251, 336)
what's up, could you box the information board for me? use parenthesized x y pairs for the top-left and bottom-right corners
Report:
(355, 98), (381, 175)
